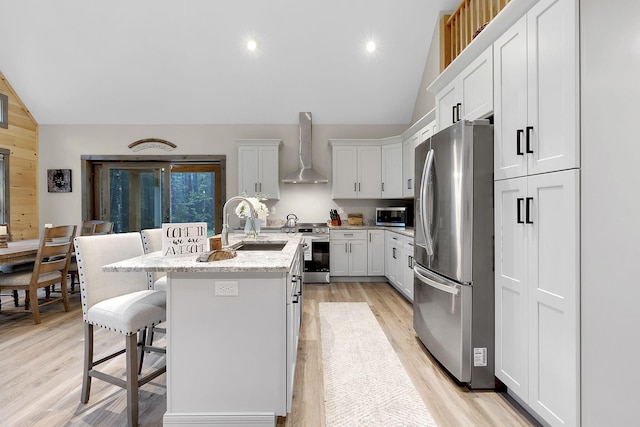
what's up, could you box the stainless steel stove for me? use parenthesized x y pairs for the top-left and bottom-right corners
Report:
(284, 223), (330, 283)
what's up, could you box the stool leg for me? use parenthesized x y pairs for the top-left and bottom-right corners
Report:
(81, 323), (93, 403)
(13, 290), (19, 307)
(126, 333), (139, 427)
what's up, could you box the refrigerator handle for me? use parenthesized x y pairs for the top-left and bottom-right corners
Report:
(413, 264), (460, 296)
(419, 149), (435, 256)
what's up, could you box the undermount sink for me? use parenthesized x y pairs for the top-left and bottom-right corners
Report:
(234, 242), (287, 251)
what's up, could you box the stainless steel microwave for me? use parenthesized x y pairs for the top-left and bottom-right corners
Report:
(376, 207), (409, 227)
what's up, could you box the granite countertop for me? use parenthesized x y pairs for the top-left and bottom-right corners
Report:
(102, 233), (302, 273)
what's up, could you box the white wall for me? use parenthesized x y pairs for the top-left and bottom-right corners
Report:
(38, 123), (408, 230)
(580, 1), (640, 425)
(411, 11), (446, 123)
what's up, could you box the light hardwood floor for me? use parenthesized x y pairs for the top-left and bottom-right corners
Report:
(0, 282), (538, 426)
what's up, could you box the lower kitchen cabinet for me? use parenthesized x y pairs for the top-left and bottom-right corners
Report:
(401, 237), (414, 301)
(384, 230), (402, 287)
(330, 230), (368, 276)
(494, 169), (579, 427)
(367, 230), (385, 276)
(384, 230), (415, 301)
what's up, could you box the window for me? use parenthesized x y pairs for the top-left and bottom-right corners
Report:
(0, 148), (9, 225)
(0, 93), (8, 129)
(82, 155), (226, 235)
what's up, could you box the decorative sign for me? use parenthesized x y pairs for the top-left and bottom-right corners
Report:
(47, 169), (72, 193)
(128, 138), (177, 152)
(162, 222), (208, 256)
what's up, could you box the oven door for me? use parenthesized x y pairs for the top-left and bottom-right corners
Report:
(302, 236), (330, 283)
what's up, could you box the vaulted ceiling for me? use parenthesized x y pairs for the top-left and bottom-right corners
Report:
(0, 0), (459, 125)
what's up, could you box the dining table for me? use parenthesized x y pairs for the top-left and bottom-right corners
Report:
(0, 239), (40, 267)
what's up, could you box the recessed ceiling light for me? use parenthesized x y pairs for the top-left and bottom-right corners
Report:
(247, 39), (257, 51)
(366, 41), (376, 53)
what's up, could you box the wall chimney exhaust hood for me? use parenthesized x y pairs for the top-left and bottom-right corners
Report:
(282, 112), (328, 184)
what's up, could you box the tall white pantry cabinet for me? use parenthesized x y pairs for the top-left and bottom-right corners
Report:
(493, 0), (580, 426)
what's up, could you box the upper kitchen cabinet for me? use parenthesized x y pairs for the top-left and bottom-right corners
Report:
(402, 109), (436, 198)
(381, 137), (403, 199)
(434, 46), (493, 131)
(329, 139), (396, 199)
(237, 139), (282, 199)
(493, 0), (578, 181)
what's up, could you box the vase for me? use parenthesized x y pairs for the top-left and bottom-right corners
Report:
(244, 217), (261, 238)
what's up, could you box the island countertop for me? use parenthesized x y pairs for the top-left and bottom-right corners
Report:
(102, 233), (302, 273)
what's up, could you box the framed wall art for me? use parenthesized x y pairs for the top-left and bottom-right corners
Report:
(47, 168), (72, 193)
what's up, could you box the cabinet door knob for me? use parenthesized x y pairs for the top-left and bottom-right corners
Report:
(526, 126), (534, 154)
(516, 129), (524, 155)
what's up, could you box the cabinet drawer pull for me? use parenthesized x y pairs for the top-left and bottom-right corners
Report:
(382, 182), (385, 192)
(526, 126), (534, 154)
(516, 129), (524, 155)
(452, 105), (457, 124)
(254, 183), (258, 192)
(354, 182), (357, 192)
(408, 178), (412, 190)
(525, 197), (534, 224)
(517, 198), (524, 224)
(456, 103), (461, 121)
(345, 243), (348, 252)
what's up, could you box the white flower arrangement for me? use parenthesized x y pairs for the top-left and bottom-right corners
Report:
(235, 196), (269, 220)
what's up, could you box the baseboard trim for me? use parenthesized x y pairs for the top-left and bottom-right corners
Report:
(163, 412), (276, 426)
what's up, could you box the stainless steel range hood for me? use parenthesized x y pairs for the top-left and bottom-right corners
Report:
(282, 112), (328, 184)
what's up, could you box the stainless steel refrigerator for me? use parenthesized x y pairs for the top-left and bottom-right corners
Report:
(413, 119), (495, 389)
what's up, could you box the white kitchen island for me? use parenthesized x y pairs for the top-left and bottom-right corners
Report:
(103, 233), (303, 427)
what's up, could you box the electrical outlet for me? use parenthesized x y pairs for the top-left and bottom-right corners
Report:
(215, 281), (238, 296)
(338, 207), (344, 214)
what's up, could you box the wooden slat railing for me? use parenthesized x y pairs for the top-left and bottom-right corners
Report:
(440, 0), (511, 71)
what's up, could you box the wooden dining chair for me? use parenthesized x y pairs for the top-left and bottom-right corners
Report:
(68, 220), (114, 291)
(0, 225), (76, 324)
(0, 223), (34, 308)
(75, 232), (166, 426)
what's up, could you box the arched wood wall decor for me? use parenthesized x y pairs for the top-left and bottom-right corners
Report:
(128, 138), (177, 152)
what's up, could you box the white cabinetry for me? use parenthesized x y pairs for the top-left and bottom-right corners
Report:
(367, 230), (385, 276)
(330, 230), (368, 276)
(402, 133), (419, 198)
(237, 139), (282, 199)
(402, 120), (435, 198)
(384, 230), (414, 301)
(381, 140), (403, 199)
(493, 0), (578, 181)
(495, 169), (579, 427)
(401, 237), (415, 301)
(435, 46), (493, 131)
(384, 231), (403, 292)
(330, 142), (382, 199)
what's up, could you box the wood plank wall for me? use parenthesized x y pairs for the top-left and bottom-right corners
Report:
(0, 71), (39, 240)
